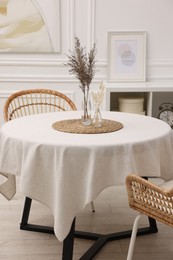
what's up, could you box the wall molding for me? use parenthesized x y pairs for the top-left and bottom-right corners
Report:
(68, 0), (75, 50)
(0, 58), (173, 82)
(0, 91), (13, 98)
(0, 74), (75, 83)
(87, 0), (96, 48)
(0, 58), (65, 67)
(0, 58), (172, 66)
(0, 74), (106, 83)
(0, 74), (172, 83)
(148, 59), (173, 67)
(147, 59), (173, 80)
(0, 89), (76, 98)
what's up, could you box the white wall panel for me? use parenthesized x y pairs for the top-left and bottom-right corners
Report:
(95, 0), (173, 61)
(0, 0), (173, 127)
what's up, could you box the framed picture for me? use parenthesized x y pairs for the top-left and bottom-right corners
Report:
(108, 31), (146, 82)
(0, 0), (61, 53)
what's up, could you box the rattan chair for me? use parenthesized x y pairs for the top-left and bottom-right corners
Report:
(126, 175), (173, 260)
(3, 89), (77, 121)
(3, 89), (95, 231)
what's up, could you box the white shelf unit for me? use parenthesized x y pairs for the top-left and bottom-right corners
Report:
(105, 82), (173, 117)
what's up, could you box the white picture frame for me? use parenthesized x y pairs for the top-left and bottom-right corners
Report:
(108, 31), (146, 82)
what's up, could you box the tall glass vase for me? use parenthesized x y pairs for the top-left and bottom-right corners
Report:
(82, 88), (91, 126)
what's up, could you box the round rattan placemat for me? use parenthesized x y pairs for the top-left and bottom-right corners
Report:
(52, 119), (123, 134)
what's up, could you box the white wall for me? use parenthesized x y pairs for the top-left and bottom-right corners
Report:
(0, 0), (173, 125)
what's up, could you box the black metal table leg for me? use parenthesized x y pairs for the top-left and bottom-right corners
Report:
(20, 197), (54, 234)
(20, 193), (158, 259)
(62, 218), (76, 260)
(20, 197), (32, 230)
(20, 213), (157, 259)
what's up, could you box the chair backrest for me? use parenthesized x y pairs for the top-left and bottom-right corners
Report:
(4, 89), (77, 122)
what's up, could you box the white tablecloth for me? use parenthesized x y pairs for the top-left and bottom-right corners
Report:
(0, 111), (173, 241)
(0, 172), (16, 200)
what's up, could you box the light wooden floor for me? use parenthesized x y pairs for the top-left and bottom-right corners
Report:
(1, 177), (173, 260)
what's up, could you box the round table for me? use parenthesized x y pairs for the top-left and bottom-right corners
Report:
(0, 111), (173, 243)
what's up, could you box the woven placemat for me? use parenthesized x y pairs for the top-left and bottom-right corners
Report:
(52, 119), (123, 134)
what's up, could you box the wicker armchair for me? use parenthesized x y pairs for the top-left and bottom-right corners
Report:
(3, 89), (77, 122)
(3, 89), (95, 231)
(126, 174), (173, 260)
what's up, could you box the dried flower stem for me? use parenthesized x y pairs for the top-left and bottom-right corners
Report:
(65, 36), (96, 92)
(92, 82), (105, 106)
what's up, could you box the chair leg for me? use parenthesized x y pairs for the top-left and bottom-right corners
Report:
(90, 201), (95, 212)
(20, 197), (32, 229)
(127, 213), (143, 260)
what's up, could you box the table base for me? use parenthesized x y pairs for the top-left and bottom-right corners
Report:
(20, 197), (158, 260)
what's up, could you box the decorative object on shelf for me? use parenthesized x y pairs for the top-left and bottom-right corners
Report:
(108, 31), (146, 82)
(158, 103), (173, 128)
(66, 36), (96, 125)
(92, 82), (105, 127)
(118, 97), (144, 115)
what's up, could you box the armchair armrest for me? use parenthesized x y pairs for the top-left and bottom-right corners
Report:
(126, 175), (173, 227)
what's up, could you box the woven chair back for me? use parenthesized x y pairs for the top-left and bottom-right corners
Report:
(4, 89), (77, 122)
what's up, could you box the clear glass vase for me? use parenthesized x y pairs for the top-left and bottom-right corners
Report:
(82, 88), (91, 126)
(93, 103), (102, 127)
